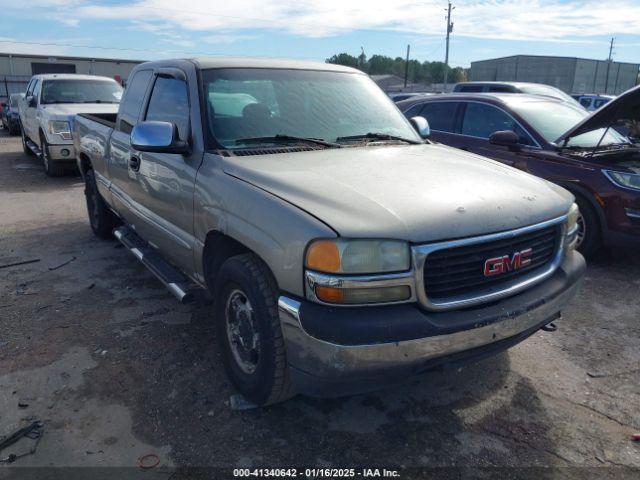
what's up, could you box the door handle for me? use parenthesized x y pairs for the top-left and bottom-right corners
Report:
(460, 147), (470, 151)
(129, 154), (141, 172)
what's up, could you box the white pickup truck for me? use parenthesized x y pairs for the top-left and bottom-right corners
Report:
(19, 74), (123, 176)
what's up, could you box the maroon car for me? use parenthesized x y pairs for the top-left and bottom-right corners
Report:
(398, 87), (640, 255)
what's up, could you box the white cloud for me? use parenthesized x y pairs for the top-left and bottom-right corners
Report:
(2, 0), (640, 43)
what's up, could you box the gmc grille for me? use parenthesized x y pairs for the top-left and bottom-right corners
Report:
(423, 224), (561, 302)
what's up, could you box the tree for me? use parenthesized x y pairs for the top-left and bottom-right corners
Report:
(326, 53), (360, 70)
(325, 51), (469, 85)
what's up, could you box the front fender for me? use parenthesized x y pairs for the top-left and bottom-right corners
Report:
(193, 155), (336, 297)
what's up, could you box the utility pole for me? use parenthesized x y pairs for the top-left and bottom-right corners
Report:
(604, 37), (614, 94)
(404, 44), (410, 88)
(443, 2), (455, 92)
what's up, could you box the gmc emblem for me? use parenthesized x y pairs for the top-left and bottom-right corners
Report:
(484, 248), (532, 277)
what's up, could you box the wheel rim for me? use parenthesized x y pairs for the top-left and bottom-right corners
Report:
(575, 211), (586, 248)
(225, 289), (260, 375)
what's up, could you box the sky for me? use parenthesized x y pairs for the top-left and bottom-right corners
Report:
(1, 0), (639, 68)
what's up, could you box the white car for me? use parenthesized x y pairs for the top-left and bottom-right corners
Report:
(572, 94), (615, 111)
(19, 74), (123, 176)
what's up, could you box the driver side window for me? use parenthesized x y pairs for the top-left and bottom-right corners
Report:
(461, 102), (532, 145)
(145, 76), (189, 141)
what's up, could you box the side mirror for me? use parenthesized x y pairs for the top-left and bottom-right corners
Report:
(489, 130), (520, 149)
(409, 116), (430, 138)
(131, 121), (190, 155)
(27, 95), (37, 108)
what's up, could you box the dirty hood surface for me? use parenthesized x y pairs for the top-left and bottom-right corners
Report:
(555, 84), (640, 144)
(222, 144), (573, 242)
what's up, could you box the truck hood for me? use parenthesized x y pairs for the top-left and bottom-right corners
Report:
(41, 103), (119, 124)
(555, 84), (640, 144)
(222, 144), (573, 242)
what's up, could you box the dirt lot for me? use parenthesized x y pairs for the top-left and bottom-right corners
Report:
(0, 129), (639, 478)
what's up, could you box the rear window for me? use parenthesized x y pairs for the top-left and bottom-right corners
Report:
(419, 102), (459, 133)
(456, 85), (484, 92)
(579, 98), (591, 108)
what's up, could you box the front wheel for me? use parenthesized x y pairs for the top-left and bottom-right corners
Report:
(574, 195), (602, 257)
(41, 136), (64, 177)
(214, 253), (295, 406)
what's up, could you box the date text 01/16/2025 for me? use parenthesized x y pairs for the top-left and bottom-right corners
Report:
(232, 468), (401, 478)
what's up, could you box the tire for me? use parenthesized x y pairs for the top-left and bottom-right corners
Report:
(41, 135), (65, 177)
(574, 195), (602, 257)
(21, 125), (34, 156)
(214, 253), (295, 406)
(85, 169), (119, 239)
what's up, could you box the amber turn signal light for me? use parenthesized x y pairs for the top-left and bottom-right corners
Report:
(305, 240), (341, 273)
(315, 286), (345, 303)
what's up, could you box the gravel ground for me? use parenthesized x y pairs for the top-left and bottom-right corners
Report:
(0, 130), (638, 479)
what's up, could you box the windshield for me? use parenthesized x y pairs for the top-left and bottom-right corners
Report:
(41, 80), (123, 104)
(509, 99), (629, 148)
(202, 68), (420, 149)
(519, 84), (578, 105)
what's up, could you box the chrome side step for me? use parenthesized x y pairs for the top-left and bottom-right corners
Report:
(26, 138), (42, 157)
(113, 226), (203, 304)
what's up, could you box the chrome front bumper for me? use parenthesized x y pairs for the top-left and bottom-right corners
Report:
(47, 144), (75, 161)
(279, 253), (585, 397)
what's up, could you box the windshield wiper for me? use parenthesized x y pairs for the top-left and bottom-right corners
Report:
(335, 132), (422, 145)
(235, 134), (341, 148)
(82, 100), (119, 103)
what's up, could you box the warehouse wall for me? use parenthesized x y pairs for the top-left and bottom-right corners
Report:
(0, 54), (140, 79)
(471, 55), (639, 94)
(0, 54), (142, 102)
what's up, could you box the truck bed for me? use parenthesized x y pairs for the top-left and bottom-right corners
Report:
(77, 113), (117, 129)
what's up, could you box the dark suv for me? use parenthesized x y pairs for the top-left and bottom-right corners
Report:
(398, 88), (640, 255)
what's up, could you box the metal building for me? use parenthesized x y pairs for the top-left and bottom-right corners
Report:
(1, 52), (143, 103)
(470, 55), (639, 95)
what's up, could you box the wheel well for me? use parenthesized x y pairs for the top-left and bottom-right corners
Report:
(559, 183), (605, 235)
(78, 152), (92, 177)
(202, 232), (252, 292)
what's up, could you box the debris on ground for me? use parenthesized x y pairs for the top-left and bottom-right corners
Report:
(48, 256), (77, 271)
(0, 258), (40, 270)
(138, 453), (160, 469)
(632, 433), (640, 442)
(0, 420), (44, 464)
(229, 394), (258, 411)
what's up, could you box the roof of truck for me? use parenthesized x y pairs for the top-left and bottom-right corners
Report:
(30, 74), (119, 82)
(189, 56), (361, 73)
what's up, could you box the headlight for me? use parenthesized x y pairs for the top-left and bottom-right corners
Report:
(564, 203), (580, 253)
(48, 120), (72, 140)
(305, 239), (412, 305)
(305, 239), (410, 274)
(603, 169), (640, 192)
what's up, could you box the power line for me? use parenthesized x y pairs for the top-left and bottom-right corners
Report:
(0, 39), (322, 60)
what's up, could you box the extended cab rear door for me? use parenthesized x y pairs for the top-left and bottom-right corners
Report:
(108, 68), (153, 224)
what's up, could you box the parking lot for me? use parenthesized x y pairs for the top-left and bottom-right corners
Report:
(0, 128), (639, 476)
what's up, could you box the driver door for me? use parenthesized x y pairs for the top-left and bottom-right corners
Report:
(456, 101), (536, 167)
(125, 70), (202, 273)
